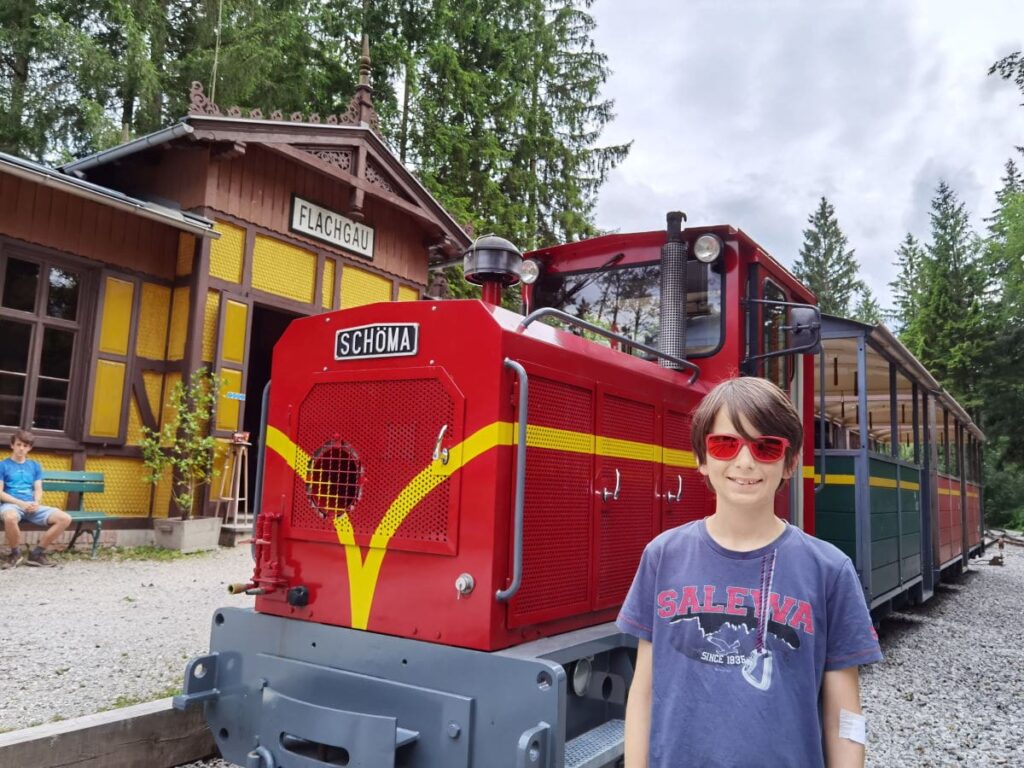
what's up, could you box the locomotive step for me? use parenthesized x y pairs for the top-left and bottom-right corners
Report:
(564, 718), (625, 768)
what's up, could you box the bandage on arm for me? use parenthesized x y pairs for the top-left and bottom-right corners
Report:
(839, 708), (866, 745)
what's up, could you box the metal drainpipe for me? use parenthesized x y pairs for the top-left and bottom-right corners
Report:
(658, 211), (688, 368)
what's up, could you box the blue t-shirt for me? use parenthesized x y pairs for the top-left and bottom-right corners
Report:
(0, 457), (43, 502)
(616, 520), (882, 768)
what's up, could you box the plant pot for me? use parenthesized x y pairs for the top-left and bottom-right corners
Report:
(153, 515), (223, 554)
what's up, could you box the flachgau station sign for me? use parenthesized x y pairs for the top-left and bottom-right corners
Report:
(290, 195), (376, 260)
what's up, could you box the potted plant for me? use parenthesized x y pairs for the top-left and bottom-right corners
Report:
(141, 368), (223, 552)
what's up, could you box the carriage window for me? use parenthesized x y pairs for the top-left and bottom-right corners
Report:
(762, 279), (788, 388)
(531, 259), (722, 357)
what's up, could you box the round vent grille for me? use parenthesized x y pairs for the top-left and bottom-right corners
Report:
(306, 439), (364, 518)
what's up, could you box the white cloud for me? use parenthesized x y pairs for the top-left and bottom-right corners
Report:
(591, 0), (1024, 308)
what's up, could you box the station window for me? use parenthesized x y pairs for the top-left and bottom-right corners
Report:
(531, 257), (723, 358)
(0, 249), (86, 434)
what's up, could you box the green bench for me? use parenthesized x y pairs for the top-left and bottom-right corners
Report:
(36, 471), (107, 559)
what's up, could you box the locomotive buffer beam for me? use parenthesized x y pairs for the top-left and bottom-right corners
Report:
(178, 608), (632, 767)
(177, 607), (594, 768)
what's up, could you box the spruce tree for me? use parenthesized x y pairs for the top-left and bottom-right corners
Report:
(792, 197), (865, 316)
(904, 181), (987, 406)
(887, 233), (925, 332)
(851, 286), (883, 326)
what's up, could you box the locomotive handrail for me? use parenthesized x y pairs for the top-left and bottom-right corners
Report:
(497, 357), (528, 602)
(816, 347), (827, 494)
(518, 307), (700, 383)
(252, 382), (271, 556)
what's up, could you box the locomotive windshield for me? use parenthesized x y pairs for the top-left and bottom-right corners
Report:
(531, 258), (723, 357)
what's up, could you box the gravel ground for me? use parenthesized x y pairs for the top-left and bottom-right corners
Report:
(4, 541), (1021, 768)
(0, 545), (254, 731)
(861, 543), (1024, 767)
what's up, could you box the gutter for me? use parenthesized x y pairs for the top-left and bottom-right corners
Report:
(60, 122), (195, 175)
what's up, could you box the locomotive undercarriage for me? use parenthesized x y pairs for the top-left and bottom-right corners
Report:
(176, 608), (635, 768)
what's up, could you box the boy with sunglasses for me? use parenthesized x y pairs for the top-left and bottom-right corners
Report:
(618, 377), (881, 767)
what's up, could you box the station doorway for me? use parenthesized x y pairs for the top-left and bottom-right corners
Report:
(243, 304), (302, 506)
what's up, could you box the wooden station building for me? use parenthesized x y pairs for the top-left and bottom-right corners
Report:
(0, 53), (470, 527)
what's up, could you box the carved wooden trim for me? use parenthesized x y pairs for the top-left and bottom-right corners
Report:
(188, 82), (381, 136)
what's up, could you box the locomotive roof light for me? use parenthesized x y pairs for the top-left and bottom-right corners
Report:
(463, 234), (523, 286)
(693, 233), (724, 264)
(520, 257), (542, 285)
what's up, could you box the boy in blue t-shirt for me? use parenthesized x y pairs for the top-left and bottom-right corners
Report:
(1, 429), (71, 568)
(617, 377), (882, 767)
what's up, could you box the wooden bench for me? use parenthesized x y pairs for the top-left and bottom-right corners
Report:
(33, 471), (107, 559)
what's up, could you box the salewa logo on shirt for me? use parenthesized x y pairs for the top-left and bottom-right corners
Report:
(656, 585), (815, 636)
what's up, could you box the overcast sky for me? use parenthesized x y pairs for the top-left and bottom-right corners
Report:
(589, 0), (1024, 309)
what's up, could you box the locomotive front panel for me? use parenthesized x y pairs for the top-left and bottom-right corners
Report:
(250, 298), (710, 652)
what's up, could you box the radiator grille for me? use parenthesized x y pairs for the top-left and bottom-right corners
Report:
(306, 440), (364, 517)
(292, 378), (456, 550)
(509, 377), (594, 625)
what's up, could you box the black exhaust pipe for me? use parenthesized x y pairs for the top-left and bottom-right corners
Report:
(658, 211), (687, 368)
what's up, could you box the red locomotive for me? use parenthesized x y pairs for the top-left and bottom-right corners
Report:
(176, 212), (982, 768)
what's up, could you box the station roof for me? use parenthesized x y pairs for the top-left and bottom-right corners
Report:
(0, 151), (218, 239)
(60, 49), (472, 262)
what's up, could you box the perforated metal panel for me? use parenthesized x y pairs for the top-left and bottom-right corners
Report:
(510, 377), (594, 626)
(340, 266), (391, 308)
(202, 290), (220, 362)
(83, 457), (152, 516)
(322, 259), (336, 309)
(397, 285), (420, 302)
(663, 409), (708, 528)
(167, 287), (189, 361)
(135, 283), (170, 360)
(291, 378), (457, 552)
(597, 394), (656, 606)
(210, 221), (245, 283)
(252, 235), (316, 304)
(177, 233), (195, 277)
(142, 371), (164, 426)
(126, 396), (144, 446)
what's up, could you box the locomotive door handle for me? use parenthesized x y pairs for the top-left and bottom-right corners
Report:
(432, 424), (449, 465)
(601, 468), (621, 502)
(666, 474), (683, 503)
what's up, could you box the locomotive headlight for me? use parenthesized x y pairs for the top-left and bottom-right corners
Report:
(694, 234), (724, 263)
(520, 258), (542, 285)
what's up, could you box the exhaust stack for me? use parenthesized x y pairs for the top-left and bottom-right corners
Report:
(658, 211), (688, 368)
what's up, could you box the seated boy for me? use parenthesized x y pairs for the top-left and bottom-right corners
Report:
(1, 429), (71, 568)
(618, 377), (882, 767)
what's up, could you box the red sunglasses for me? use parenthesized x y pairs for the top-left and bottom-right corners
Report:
(706, 433), (790, 463)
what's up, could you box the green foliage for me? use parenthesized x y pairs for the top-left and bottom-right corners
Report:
(901, 182), (988, 409)
(886, 233), (924, 332)
(792, 197), (865, 317)
(2, 1), (626, 254)
(851, 285), (883, 325)
(140, 368), (221, 519)
(989, 50), (1024, 99)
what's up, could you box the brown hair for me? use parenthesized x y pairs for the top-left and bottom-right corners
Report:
(11, 428), (36, 447)
(691, 377), (802, 472)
